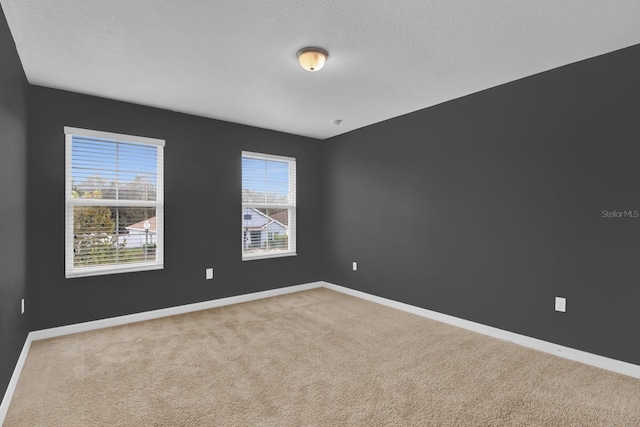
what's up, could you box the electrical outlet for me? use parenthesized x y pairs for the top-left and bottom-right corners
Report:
(555, 296), (566, 312)
(206, 268), (214, 280)
(352, 262), (357, 271)
(21, 298), (25, 314)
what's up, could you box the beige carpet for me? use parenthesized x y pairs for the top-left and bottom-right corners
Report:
(4, 288), (640, 426)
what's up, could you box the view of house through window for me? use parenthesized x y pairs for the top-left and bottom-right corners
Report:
(242, 152), (296, 260)
(65, 127), (164, 278)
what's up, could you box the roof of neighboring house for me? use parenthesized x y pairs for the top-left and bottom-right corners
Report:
(127, 217), (157, 233)
(269, 210), (288, 226)
(243, 208), (287, 230)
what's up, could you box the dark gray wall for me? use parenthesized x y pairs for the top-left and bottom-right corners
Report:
(28, 86), (321, 330)
(321, 44), (640, 365)
(0, 4), (29, 401)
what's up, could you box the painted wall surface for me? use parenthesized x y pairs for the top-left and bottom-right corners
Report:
(27, 86), (321, 330)
(0, 4), (29, 401)
(321, 44), (640, 365)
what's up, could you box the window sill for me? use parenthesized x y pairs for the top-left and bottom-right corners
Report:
(242, 251), (297, 261)
(66, 263), (163, 279)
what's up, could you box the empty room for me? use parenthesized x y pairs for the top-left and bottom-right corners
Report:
(1, 1), (640, 425)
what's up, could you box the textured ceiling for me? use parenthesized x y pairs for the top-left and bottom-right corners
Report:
(3, 1), (640, 140)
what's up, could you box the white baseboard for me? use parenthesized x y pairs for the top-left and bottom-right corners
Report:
(0, 336), (32, 426)
(30, 282), (323, 341)
(3, 279), (639, 425)
(321, 281), (640, 380)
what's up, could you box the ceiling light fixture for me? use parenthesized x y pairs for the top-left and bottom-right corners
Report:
(297, 47), (328, 72)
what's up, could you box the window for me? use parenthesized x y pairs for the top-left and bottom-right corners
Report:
(65, 127), (164, 278)
(242, 151), (296, 260)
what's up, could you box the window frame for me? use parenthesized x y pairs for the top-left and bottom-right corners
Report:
(64, 127), (165, 278)
(242, 151), (296, 261)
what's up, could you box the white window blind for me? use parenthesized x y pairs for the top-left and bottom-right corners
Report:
(242, 151), (296, 260)
(65, 127), (164, 278)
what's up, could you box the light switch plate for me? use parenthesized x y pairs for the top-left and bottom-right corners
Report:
(206, 268), (214, 280)
(555, 296), (566, 312)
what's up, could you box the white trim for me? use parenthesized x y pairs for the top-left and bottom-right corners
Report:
(242, 250), (297, 261)
(0, 336), (32, 426)
(64, 127), (165, 147)
(66, 262), (163, 279)
(241, 150), (294, 163)
(30, 282), (322, 341)
(241, 152), (297, 260)
(65, 134), (73, 279)
(320, 281), (640, 380)
(154, 147), (165, 265)
(65, 128), (165, 279)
